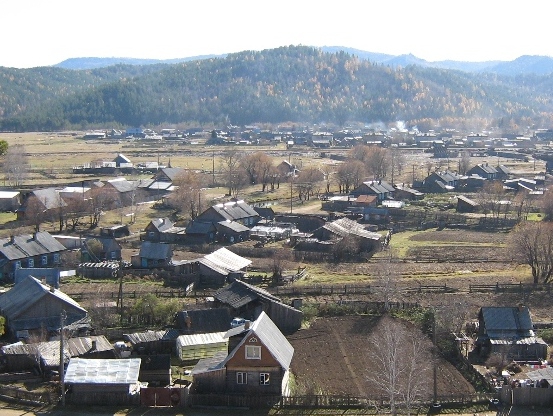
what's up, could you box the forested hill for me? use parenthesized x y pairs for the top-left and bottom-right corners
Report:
(3, 45), (553, 131)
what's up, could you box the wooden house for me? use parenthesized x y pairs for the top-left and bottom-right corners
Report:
(311, 217), (382, 253)
(456, 195), (480, 213)
(191, 312), (294, 396)
(135, 354), (172, 386)
(82, 237), (122, 261)
(123, 329), (180, 355)
(16, 188), (66, 221)
(143, 218), (186, 243)
(214, 220), (250, 244)
(213, 280), (302, 334)
(421, 170), (462, 193)
(131, 241), (172, 268)
(0, 275), (89, 339)
(0, 190), (20, 212)
(350, 180), (395, 201)
(184, 220), (217, 244)
(64, 358), (141, 405)
(467, 163), (499, 180)
(475, 306), (548, 361)
(195, 200), (260, 228)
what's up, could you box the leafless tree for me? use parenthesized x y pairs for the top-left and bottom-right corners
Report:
(510, 221), (553, 284)
(4, 144), (29, 187)
(167, 170), (208, 220)
(373, 250), (401, 311)
(336, 160), (365, 193)
(319, 163), (335, 194)
(240, 151), (275, 191)
(478, 181), (505, 218)
(296, 167), (324, 201)
(367, 316), (431, 416)
(458, 151), (471, 175)
(220, 149), (246, 196)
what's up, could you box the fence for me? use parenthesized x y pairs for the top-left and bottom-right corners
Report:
(0, 385), (57, 405)
(469, 282), (552, 294)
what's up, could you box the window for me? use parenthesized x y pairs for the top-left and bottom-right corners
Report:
(236, 372), (247, 385)
(111, 251), (117, 259)
(53, 253), (60, 264)
(245, 345), (261, 360)
(28, 258), (34, 268)
(259, 373), (270, 385)
(14, 261), (21, 269)
(41, 255), (48, 266)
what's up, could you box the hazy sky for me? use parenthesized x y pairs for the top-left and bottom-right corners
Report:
(3, 0), (551, 68)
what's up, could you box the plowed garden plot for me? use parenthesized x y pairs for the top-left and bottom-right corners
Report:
(288, 315), (475, 398)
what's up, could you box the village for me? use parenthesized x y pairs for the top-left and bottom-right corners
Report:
(0, 126), (552, 415)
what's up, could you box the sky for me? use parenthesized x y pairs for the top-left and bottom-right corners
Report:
(3, 0), (552, 68)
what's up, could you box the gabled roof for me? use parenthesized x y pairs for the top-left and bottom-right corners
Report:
(29, 188), (67, 210)
(432, 170), (461, 182)
(321, 217), (381, 241)
(193, 312), (294, 374)
(65, 358), (141, 385)
(216, 220), (250, 233)
(185, 220), (216, 234)
(214, 279), (281, 309)
(457, 195), (479, 206)
(199, 247), (251, 276)
(150, 218), (175, 232)
(205, 200), (259, 222)
(124, 329), (180, 346)
(175, 308), (232, 333)
(359, 180), (395, 194)
(106, 178), (137, 193)
(0, 275), (86, 319)
(155, 167), (184, 182)
(176, 332), (227, 348)
(480, 306), (534, 340)
(113, 153), (132, 164)
(138, 241), (172, 259)
(0, 231), (67, 261)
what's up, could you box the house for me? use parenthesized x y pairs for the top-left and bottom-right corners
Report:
(253, 207), (275, 221)
(143, 218), (186, 243)
(393, 184), (424, 201)
(467, 163), (499, 180)
(135, 354), (172, 386)
(0, 231), (67, 280)
(185, 220), (217, 244)
(152, 167), (185, 183)
(14, 267), (61, 288)
(104, 178), (146, 207)
(475, 306), (548, 361)
(213, 279), (302, 334)
(131, 241), (172, 268)
(198, 247), (252, 287)
(16, 188), (67, 221)
(64, 358), (141, 405)
(81, 237), (122, 261)
(0, 275), (89, 339)
(175, 308), (233, 334)
(195, 200), (260, 228)
(0, 190), (20, 212)
(113, 153), (133, 168)
(456, 195), (480, 213)
(350, 180), (395, 201)
(311, 217), (382, 253)
(215, 220), (251, 244)
(176, 332), (228, 362)
(191, 312), (294, 396)
(422, 170), (462, 193)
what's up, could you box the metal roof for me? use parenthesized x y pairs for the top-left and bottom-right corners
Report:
(176, 332), (227, 348)
(138, 241), (172, 259)
(203, 248), (251, 273)
(0, 231), (67, 261)
(0, 275), (86, 320)
(207, 200), (259, 222)
(123, 330), (179, 346)
(322, 218), (381, 241)
(65, 358), (141, 384)
(214, 279), (281, 309)
(481, 306), (534, 335)
(526, 367), (553, 384)
(216, 220), (250, 233)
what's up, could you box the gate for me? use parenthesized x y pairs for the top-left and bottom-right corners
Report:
(140, 387), (182, 407)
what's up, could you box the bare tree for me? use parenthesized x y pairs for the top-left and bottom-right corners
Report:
(319, 163), (335, 194)
(168, 171), (208, 220)
(373, 250), (401, 311)
(367, 316), (431, 416)
(296, 167), (324, 201)
(458, 151), (471, 175)
(4, 144), (28, 187)
(220, 149), (245, 196)
(477, 181), (505, 218)
(240, 151), (274, 191)
(510, 221), (553, 284)
(336, 160), (365, 193)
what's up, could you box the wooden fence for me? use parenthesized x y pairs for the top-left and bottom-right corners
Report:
(0, 385), (57, 405)
(469, 282), (552, 294)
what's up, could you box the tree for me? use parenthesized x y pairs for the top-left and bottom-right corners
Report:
(336, 160), (365, 193)
(168, 170), (208, 220)
(240, 151), (274, 191)
(373, 250), (401, 311)
(478, 181), (505, 218)
(367, 316), (431, 416)
(295, 167), (324, 201)
(220, 149), (246, 196)
(458, 151), (471, 175)
(4, 144), (28, 187)
(0, 140), (8, 157)
(510, 221), (553, 284)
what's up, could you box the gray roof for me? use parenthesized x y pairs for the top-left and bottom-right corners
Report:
(65, 358), (141, 385)
(202, 248), (251, 273)
(322, 218), (381, 241)
(214, 279), (281, 309)
(138, 241), (172, 259)
(186, 220), (216, 234)
(30, 188), (67, 210)
(0, 275), (86, 320)
(206, 200), (259, 222)
(124, 330), (179, 346)
(106, 178), (137, 193)
(0, 231), (67, 261)
(151, 218), (175, 232)
(216, 220), (250, 233)
(480, 306), (535, 339)
(155, 167), (184, 181)
(526, 367), (553, 384)
(175, 308), (232, 333)
(176, 332), (227, 348)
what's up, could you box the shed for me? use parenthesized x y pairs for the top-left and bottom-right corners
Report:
(135, 354), (171, 386)
(131, 242), (172, 268)
(198, 248), (251, 287)
(64, 358), (141, 405)
(175, 308), (232, 334)
(176, 332), (228, 361)
(0, 191), (20, 211)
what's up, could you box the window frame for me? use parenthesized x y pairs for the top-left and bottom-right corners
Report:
(245, 345), (261, 360)
(41, 255), (48, 266)
(236, 372), (248, 385)
(259, 372), (270, 385)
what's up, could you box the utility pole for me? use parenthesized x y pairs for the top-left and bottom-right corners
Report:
(59, 311), (66, 407)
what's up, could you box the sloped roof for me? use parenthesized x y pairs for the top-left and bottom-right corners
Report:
(0, 275), (86, 320)
(457, 195), (479, 206)
(480, 306), (534, 340)
(216, 220), (250, 233)
(526, 367), (553, 384)
(0, 231), (67, 261)
(124, 330), (179, 346)
(207, 200), (259, 222)
(175, 308), (232, 333)
(201, 248), (251, 274)
(176, 332), (227, 348)
(138, 241), (172, 259)
(214, 279), (281, 309)
(30, 188), (67, 210)
(65, 358), (141, 385)
(193, 312), (294, 374)
(155, 167), (184, 181)
(186, 220), (216, 234)
(151, 218), (175, 232)
(106, 178), (137, 193)
(321, 217), (381, 241)
(360, 180), (395, 194)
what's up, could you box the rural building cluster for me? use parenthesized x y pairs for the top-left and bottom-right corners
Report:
(0, 123), (552, 413)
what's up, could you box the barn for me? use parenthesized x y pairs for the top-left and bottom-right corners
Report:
(176, 332), (228, 362)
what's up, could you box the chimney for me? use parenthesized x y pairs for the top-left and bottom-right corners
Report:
(91, 340), (97, 351)
(10, 236), (14, 244)
(244, 320), (251, 330)
(50, 286), (55, 293)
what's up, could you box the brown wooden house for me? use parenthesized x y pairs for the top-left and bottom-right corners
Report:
(191, 311), (294, 396)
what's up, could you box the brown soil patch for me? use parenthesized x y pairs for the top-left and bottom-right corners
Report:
(288, 315), (475, 398)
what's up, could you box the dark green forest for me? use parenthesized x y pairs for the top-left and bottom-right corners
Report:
(2, 45), (553, 131)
